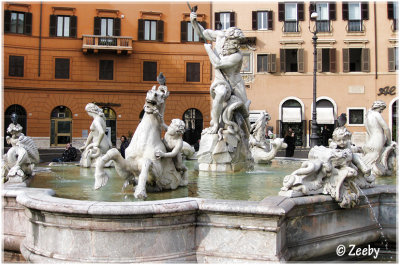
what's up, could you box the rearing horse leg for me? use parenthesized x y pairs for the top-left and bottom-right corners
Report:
(134, 159), (152, 199)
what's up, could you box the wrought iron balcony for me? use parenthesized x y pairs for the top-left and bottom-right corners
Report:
(347, 20), (364, 32)
(82, 35), (133, 54)
(283, 21), (299, 33)
(316, 20), (330, 32)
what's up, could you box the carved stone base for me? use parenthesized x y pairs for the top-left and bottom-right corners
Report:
(279, 189), (323, 198)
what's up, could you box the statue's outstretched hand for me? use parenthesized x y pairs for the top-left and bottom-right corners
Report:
(190, 12), (197, 22)
(155, 150), (164, 159)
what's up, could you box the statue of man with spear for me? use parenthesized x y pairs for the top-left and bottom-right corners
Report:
(189, 4), (251, 135)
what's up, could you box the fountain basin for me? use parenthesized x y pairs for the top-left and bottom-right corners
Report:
(3, 181), (396, 262)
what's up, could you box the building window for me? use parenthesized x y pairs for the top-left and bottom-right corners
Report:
(348, 108), (365, 125)
(317, 48), (336, 72)
(181, 21), (206, 42)
(279, 3), (304, 33)
(310, 2), (336, 32)
(94, 17), (120, 37)
(257, 54), (276, 73)
(143, 61), (157, 81)
(186, 62), (201, 82)
(215, 12), (235, 30)
(55, 58), (70, 79)
(4, 10), (32, 35)
(9, 55), (24, 77)
(138, 19), (164, 41)
(343, 2), (369, 32)
(388, 47), (398, 72)
(388, 1), (398, 31)
(343, 48), (370, 72)
(99, 60), (114, 80)
(280, 49), (304, 73)
(49, 15), (77, 37)
(252, 11), (273, 30)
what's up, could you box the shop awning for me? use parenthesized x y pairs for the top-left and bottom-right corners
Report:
(317, 107), (334, 124)
(282, 107), (302, 123)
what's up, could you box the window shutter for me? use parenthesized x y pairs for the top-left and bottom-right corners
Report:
(388, 2), (394, 19)
(138, 19), (144, 40)
(388, 47), (395, 72)
(330, 48), (336, 73)
(278, 3), (285, 21)
(157, 20), (164, 41)
(297, 48), (304, 73)
(70, 16), (77, 37)
(181, 21), (187, 42)
(329, 2), (336, 20)
(361, 48), (370, 72)
(199, 21), (207, 42)
(309, 2), (316, 20)
(113, 18), (121, 36)
(24, 12), (32, 35)
(317, 48), (322, 72)
(298, 2), (305, 21)
(280, 49), (286, 72)
(268, 11), (273, 30)
(215, 12), (220, 29)
(361, 2), (369, 20)
(252, 11), (257, 30)
(230, 12), (236, 27)
(343, 48), (349, 72)
(270, 54), (277, 73)
(49, 15), (57, 36)
(4, 10), (11, 33)
(342, 2), (349, 21)
(94, 17), (101, 35)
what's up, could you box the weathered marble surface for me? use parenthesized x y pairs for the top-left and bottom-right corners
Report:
(3, 183), (395, 263)
(94, 84), (188, 199)
(191, 10), (253, 172)
(2, 114), (40, 183)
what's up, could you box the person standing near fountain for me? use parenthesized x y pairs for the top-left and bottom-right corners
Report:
(284, 128), (295, 157)
(190, 9), (253, 172)
(79, 103), (112, 167)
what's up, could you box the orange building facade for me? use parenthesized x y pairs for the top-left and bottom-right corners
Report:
(3, 1), (398, 149)
(3, 2), (212, 148)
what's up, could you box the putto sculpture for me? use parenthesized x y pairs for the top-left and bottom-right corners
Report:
(190, 8), (253, 172)
(361, 100), (397, 176)
(280, 114), (376, 208)
(79, 103), (113, 168)
(2, 113), (39, 183)
(249, 112), (287, 163)
(94, 82), (188, 199)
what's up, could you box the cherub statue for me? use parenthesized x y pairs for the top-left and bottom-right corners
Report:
(2, 113), (39, 183)
(155, 119), (188, 180)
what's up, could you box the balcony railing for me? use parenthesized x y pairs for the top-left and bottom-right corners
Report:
(347, 20), (364, 32)
(316, 20), (330, 32)
(82, 35), (133, 54)
(284, 21), (299, 33)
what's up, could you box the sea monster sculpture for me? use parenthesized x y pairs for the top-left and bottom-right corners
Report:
(1, 113), (40, 183)
(190, 7), (253, 171)
(249, 112), (287, 163)
(280, 114), (375, 208)
(94, 83), (188, 199)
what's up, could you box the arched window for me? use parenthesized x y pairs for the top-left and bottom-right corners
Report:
(4, 104), (27, 146)
(315, 99), (335, 146)
(50, 106), (72, 147)
(103, 107), (117, 146)
(182, 108), (203, 151)
(281, 99), (304, 146)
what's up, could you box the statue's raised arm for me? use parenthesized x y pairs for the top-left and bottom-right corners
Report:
(190, 12), (218, 42)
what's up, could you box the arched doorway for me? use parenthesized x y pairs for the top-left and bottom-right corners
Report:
(102, 107), (117, 147)
(50, 106), (72, 147)
(314, 99), (336, 146)
(182, 108), (203, 151)
(4, 104), (27, 146)
(280, 99), (304, 147)
(392, 100), (397, 141)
